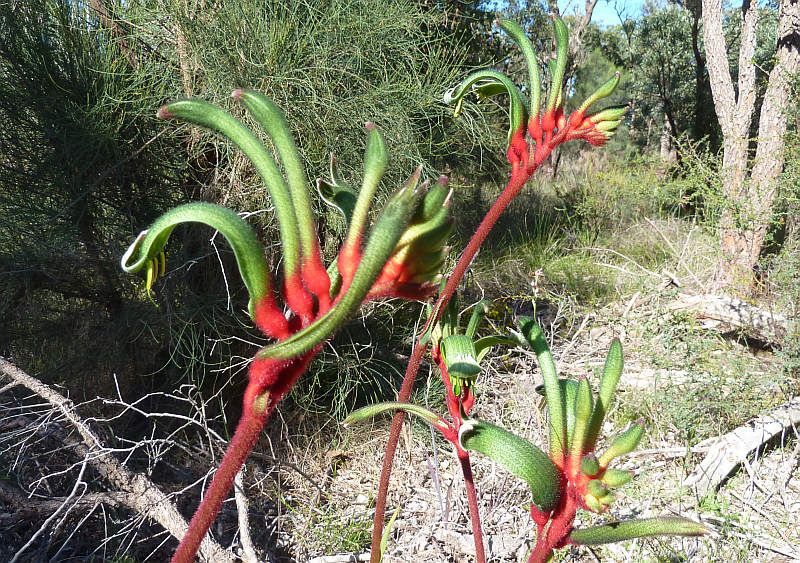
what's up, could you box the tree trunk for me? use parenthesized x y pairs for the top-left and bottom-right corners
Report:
(547, 0), (600, 73)
(685, 0), (715, 148)
(660, 112), (677, 164)
(701, 0), (799, 291)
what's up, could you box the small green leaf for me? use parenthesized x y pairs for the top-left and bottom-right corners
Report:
(569, 517), (708, 545)
(459, 419), (560, 512)
(379, 505), (401, 561)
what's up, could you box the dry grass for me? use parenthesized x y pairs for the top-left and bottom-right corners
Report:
(270, 213), (799, 561)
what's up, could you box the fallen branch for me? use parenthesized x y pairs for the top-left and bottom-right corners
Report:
(0, 357), (233, 563)
(667, 293), (789, 345)
(685, 397), (800, 498)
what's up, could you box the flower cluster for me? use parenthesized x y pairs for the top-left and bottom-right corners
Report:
(445, 17), (627, 176)
(121, 91), (450, 562)
(348, 306), (707, 563)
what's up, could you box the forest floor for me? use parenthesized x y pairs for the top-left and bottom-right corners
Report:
(273, 217), (800, 562)
(2, 195), (798, 563)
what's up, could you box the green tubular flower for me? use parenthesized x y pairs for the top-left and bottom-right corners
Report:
(121, 202), (270, 319)
(344, 401), (445, 429)
(232, 90), (317, 260)
(569, 517), (708, 546)
(580, 453), (600, 477)
(257, 171), (424, 360)
(346, 123), (389, 247)
(431, 298), (508, 396)
(459, 419), (560, 512)
(440, 334), (481, 396)
(157, 99), (301, 278)
(598, 420), (645, 467)
(569, 377), (593, 459)
(444, 69), (528, 144)
(585, 339), (624, 451)
(498, 19), (541, 117)
(368, 175), (453, 299)
(545, 16), (569, 115)
(575, 73), (621, 118)
(601, 468), (632, 488)
(515, 317), (566, 463)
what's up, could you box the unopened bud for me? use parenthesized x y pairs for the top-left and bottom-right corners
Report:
(581, 453), (601, 477)
(598, 421), (645, 467)
(601, 468), (632, 487)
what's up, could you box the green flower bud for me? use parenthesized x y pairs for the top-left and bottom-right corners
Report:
(581, 453), (601, 477)
(598, 421), (645, 467)
(601, 468), (633, 488)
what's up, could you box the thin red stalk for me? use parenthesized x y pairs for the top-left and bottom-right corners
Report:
(458, 450), (486, 563)
(171, 399), (269, 563)
(370, 168), (534, 562)
(527, 485), (577, 563)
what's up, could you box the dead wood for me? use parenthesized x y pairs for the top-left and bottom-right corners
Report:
(0, 357), (233, 563)
(685, 397), (800, 499)
(667, 293), (789, 345)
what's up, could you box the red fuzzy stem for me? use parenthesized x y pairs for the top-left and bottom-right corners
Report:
(365, 282), (437, 302)
(370, 168), (533, 562)
(438, 362), (462, 423)
(458, 450), (487, 563)
(302, 242), (332, 314)
(527, 476), (576, 563)
(254, 295), (290, 340)
(171, 396), (269, 563)
(284, 270), (314, 323)
(337, 238), (361, 296)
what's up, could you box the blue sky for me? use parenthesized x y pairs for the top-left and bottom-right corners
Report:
(558, 0), (646, 26)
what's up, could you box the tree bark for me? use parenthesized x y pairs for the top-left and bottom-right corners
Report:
(547, 0), (600, 72)
(660, 112), (678, 164)
(702, 0), (798, 291)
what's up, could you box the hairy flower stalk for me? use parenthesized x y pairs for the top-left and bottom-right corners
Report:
(122, 93), (450, 562)
(368, 16), (708, 563)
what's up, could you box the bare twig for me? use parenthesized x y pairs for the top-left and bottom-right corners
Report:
(0, 357), (233, 563)
(234, 468), (259, 563)
(668, 293), (789, 345)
